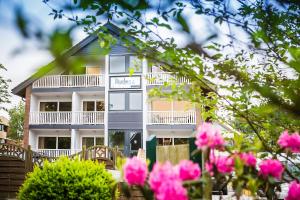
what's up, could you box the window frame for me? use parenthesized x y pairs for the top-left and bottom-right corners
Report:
(109, 91), (143, 111)
(37, 136), (71, 150)
(109, 54), (142, 74)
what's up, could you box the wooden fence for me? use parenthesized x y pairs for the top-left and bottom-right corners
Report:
(156, 144), (190, 165)
(0, 142), (122, 199)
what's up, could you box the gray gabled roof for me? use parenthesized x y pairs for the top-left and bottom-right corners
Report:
(12, 22), (126, 98)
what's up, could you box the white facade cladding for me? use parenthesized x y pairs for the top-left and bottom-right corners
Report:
(12, 23), (198, 157)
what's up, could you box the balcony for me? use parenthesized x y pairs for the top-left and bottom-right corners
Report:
(146, 72), (190, 86)
(147, 111), (196, 124)
(36, 149), (81, 157)
(32, 74), (105, 88)
(29, 111), (104, 125)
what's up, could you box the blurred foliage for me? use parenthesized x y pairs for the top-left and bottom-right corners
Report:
(8, 101), (24, 141)
(0, 64), (11, 111)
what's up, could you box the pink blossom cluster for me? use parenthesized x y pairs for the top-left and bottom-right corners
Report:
(195, 123), (225, 150)
(176, 160), (201, 181)
(259, 159), (284, 180)
(205, 153), (235, 175)
(123, 157), (148, 186)
(277, 131), (300, 153)
(239, 152), (257, 167)
(149, 162), (188, 200)
(286, 181), (300, 200)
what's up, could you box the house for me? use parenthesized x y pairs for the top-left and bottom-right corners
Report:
(0, 116), (9, 139)
(12, 23), (201, 160)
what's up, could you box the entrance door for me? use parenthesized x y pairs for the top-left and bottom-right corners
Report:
(108, 130), (142, 157)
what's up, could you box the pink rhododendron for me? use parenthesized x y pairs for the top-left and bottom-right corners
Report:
(176, 160), (201, 181)
(278, 131), (300, 153)
(195, 123), (225, 150)
(149, 162), (188, 200)
(205, 162), (214, 176)
(214, 155), (235, 174)
(123, 157), (148, 186)
(240, 152), (257, 167)
(156, 179), (188, 200)
(286, 181), (300, 200)
(149, 162), (179, 192)
(259, 159), (284, 180)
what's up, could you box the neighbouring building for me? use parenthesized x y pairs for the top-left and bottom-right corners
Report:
(0, 116), (9, 139)
(12, 23), (202, 161)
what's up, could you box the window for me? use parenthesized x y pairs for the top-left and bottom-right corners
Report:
(157, 138), (188, 146)
(86, 65), (101, 74)
(129, 56), (142, 72)
(59, 102), (72, 111)
(110, 56), (126, 73)
(108, 130), (125, 151)
(83, 101), (104, 111)
(40, 102), (58, 111)
(38, 137), (71, 149)
(83, 101), (95, 111)
(129, 92), (142, 110)
(38, 137), (56, 149)
(0, 124), (4, 131)
(82, 137), (104, 148)
(109, 93), (125, 110)
(58, 137), (71, 149)
(174, 138), (188, 145)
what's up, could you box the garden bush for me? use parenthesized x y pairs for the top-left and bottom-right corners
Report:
(18, 157), (117, 200)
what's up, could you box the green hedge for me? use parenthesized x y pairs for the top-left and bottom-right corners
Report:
(18, 157), (117, 200)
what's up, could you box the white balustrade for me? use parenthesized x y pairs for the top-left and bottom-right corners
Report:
(147, 111), (196, 124)
(29, 111), (104, 125)
(32, 74), (105, 88)
(73, 111), (104, 124)
(36, 149), (81, 157)
(146, 72), (190, 85)
(30, 112), (72, 124)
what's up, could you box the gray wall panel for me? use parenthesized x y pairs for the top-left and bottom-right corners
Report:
(108, 112), (143, 129)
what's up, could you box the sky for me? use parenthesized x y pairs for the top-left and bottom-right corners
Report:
(0, 0), (87, 118)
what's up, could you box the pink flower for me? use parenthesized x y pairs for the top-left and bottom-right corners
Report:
(123, 157), (148, 186)
(156, 179), (188, 200)
(149, 162), (188, 200)
(214, 155), (235, 174)
(259, 159), (284, 180)
(286, 181), (300, 200)
(149, 162), (178, 192)
(205, 162), (214, 176)
(195, 123), (225, 150)
(176, 160), (201, 181)
(278, 131), (300, 153)
(240, 152), (257, 167)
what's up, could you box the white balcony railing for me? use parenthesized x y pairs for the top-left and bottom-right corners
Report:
(32, 74), (105, 88)
(30, 112), (72, 124)
(36, 149), (81, 157)
(73, 111), (104, 124)
(147, 111), (196, 124)
(29, 111), (104, 125)
(146, 72), (190, 85)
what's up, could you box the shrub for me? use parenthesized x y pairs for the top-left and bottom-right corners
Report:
(18, 157), (117, 200)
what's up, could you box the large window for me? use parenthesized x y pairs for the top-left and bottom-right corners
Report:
(38, 137), (71, 149)
(109, 92), (142, 111)
(82, 137), (104, 148)
(110, 56), (126, 73)
(129, 92), (142, 110)
(39, 102), (72, 111)
(109, 93), (126, 110)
